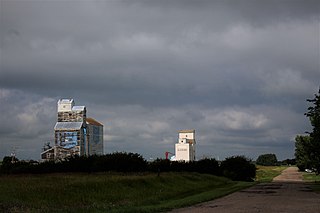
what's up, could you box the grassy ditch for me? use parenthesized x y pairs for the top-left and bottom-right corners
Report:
(303, 172), (320, 193)
(0, 172), (253, 213)
(255, 166), (288, 182)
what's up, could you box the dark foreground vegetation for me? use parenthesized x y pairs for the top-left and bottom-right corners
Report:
(0, 172), (253, 213)
(0, 153), (257, 212)
(2, 154), (313, 213)
(1, 153), (256, 182)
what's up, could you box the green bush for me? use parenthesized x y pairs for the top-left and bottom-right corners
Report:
(220, 156), (256, 181)
(147, 158), (220, 175)
(256, 153), (278, 166)
(195, 158), (220, 175)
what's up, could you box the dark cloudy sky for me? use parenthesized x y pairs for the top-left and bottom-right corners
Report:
(0, 0), (319, 161)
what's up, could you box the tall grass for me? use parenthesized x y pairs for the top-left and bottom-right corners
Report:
(0, 172), (253, 213)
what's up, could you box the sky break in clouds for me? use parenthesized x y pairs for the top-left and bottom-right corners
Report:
(0, 0), (319, 161)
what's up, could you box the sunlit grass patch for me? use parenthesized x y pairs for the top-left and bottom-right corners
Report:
(255, 166), (288, 182)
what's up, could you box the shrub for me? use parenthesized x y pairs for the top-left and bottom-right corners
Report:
(195, 158), (220, 175)
(220, 156), (256, 182)
(106, 152), (147, 172)
(148, 159), (171, 172)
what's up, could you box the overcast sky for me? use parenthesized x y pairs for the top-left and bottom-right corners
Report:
(0, 0), (319, 161)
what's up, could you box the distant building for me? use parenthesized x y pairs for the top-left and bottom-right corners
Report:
(41, 143), (54, 161)
(41, 99), (103, 161)
(175, 129), (196, 161)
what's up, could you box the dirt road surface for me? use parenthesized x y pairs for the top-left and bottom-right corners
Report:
(168, 167), (320, 213)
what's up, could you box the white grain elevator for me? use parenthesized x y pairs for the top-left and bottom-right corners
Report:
(175, 129), (196, 161)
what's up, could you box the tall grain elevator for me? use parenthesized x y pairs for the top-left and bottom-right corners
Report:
(41, 99), (103, 160)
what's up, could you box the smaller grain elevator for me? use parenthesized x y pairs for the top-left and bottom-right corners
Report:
(175, 130), (196, 161)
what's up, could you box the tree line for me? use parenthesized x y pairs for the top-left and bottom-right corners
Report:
(0, 153), (256, 182)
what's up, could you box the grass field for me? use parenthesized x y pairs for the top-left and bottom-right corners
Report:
(303, 172), (320, 193)
(0, 172), (253, 213)
(303, 172), (320, 182)
(1, 166), (303, 212)
(255, 165), (288, 182)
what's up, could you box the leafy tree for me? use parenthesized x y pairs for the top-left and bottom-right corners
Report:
(281, 158), (296, 166)
(2, 156), (15, 165)
(295, 135), (313, 171)
(300, 88), (320, 173)
(256, 153), (278, 166)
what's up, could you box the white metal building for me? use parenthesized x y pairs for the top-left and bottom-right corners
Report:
(175, 129), (196, 161)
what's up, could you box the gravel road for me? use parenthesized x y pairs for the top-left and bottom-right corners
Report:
(168, 167), (320, 213)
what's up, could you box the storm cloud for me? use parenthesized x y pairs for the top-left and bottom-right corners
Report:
(0, 0), (319, 160)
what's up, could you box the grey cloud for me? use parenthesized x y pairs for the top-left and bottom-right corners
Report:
(0, 90), (56, 159)
(0, 0), (319, 160)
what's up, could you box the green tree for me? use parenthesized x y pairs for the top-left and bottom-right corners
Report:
(281, 158), (296, 166)
(305, 88), (320, 173)
(295, 135), (312, 171)
(296, 88), (320, 173)
(256, 153), (278, 166)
